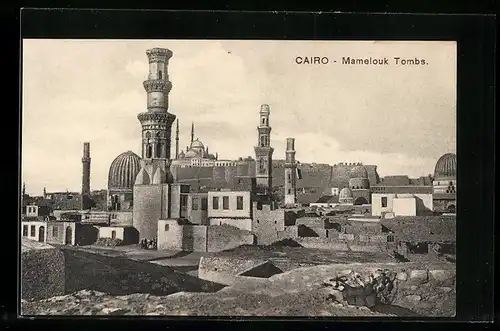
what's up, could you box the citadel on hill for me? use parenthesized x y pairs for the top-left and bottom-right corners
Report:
(21, 47), (457, 251)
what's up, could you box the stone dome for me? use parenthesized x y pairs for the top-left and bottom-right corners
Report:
(349, 165), (368, 179)
(434, 153), (456, 179)
(184, 149), (198, 158)
(190, 139), (204, 149)
(339, 187), (353, 199)
(108, 151), (141, 190)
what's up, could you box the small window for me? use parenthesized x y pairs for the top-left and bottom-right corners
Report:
(257, 220), (260, 224)
(30, 225), (36, 237)
(23, 225), (28, 237)
(111, 230), (116, 239)
(213, 197), (219, 210)
(381, 197), (388, 208)
(192, 197), (199, 210)
(201, 197), (208, 211)
(257, 203), (263, 210)
(165, 224), (170, 231)
(223, 196), (229, 210)
(52, 226), (58, 237)
(236, 196), (244, 210)
(387, 235), (395, 243)
(159, 70), (162, 79)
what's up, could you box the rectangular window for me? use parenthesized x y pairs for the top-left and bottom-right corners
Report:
(201, 198), (208, 211)
(387, 235), (395, 243)
(223, 196), (229, 210)
(381, 197), (388, 208)
(213, 196), (219, 210)
(52, 226), (58, 237)
(30, 225), (36, 237)
(165, 224), (169, 231)
(192, 197), (199, 210)
(236, 196), (244, 210)
(23, 225), (28, 237)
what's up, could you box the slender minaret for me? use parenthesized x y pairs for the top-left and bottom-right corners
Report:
(81, 142), (91, 196)
(254, 104), (274, 192)
(175, 119), (179, 159)
(135, 47), (176, 185)
(284, 138), (297, 205)
(191, 122), (194, 143)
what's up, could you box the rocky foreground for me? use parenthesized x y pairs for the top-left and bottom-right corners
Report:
(21, 288), (392, 316)
(21, 263), (455, 317)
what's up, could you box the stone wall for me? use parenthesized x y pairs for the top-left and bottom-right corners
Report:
(206, 225), (254, 252)
(133, 184), (167, 240)
(295, 238), (350, 251)
(21, 239), (65, 301)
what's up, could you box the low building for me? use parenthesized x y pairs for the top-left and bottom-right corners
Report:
(372, 193), (434, 217)
(81, 210), (110, 224)
(252, 200), (285, 245)
(309, 195), (340, 208)
(21, 220), (48, 243)
(25, 204), (52, 218)
(45, 221), (99, 246)
(98, 225), (139, 245)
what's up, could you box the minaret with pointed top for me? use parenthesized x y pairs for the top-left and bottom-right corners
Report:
(254, 104), (274, 193)
(175, 119), (179, 159)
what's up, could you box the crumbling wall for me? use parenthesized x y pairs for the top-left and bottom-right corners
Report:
(206, 224), (254, 252)
(21, 239), (65, 301)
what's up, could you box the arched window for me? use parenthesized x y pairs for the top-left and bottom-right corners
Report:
(146, 144), (152, 158)
(156, 143), (163, 158)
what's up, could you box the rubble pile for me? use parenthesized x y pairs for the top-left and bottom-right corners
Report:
(94, 238), (123, 247)
(322, 269), (396, 308)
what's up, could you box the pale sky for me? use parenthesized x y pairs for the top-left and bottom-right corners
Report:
(22, 39), (456, 196)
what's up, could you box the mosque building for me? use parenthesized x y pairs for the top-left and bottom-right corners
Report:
(171, 121), (236, 168)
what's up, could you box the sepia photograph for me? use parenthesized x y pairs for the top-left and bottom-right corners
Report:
(20, 39), (457, 317)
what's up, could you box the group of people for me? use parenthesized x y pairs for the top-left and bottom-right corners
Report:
(140, 238), (157, 250)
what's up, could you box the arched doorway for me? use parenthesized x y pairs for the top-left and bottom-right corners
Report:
(353, 197), (369, 205)
(65, 226), (73, 245)
(447, 204), (456, 213)
(38, 226), (45, 242)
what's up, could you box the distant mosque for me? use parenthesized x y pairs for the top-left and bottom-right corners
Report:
(171, 122), (235, 168)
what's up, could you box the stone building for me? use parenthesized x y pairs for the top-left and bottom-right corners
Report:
(339, 187), (354, 204)
(432, 153), (456, 213)
(207, 190), (253, 231)
(348, 165), (371, 205)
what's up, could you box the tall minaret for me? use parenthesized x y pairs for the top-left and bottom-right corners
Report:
(175, 119), (179, 159)
(191, 122), (194, 143)
(135, 48), (176, 185)
(254, 104), (274, 192)
(284, 138), (297, 205)
(81, 142), (91, 196)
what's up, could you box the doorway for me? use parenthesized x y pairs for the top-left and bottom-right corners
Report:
(65, 226), (73, 245)
(38, 226), (45, 242)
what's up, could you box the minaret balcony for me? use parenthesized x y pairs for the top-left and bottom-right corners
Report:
(138, 111), (176, 125)
(143, 79), (172, 93)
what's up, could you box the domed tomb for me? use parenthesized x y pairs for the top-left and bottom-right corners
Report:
(434, 153), (456, 180)
(107, 151), (141, 212)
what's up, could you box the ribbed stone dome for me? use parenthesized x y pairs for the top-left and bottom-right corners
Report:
(434, 153), (456, 179)
(349, 165), (368, 179)
(108, 151), (141, 190)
